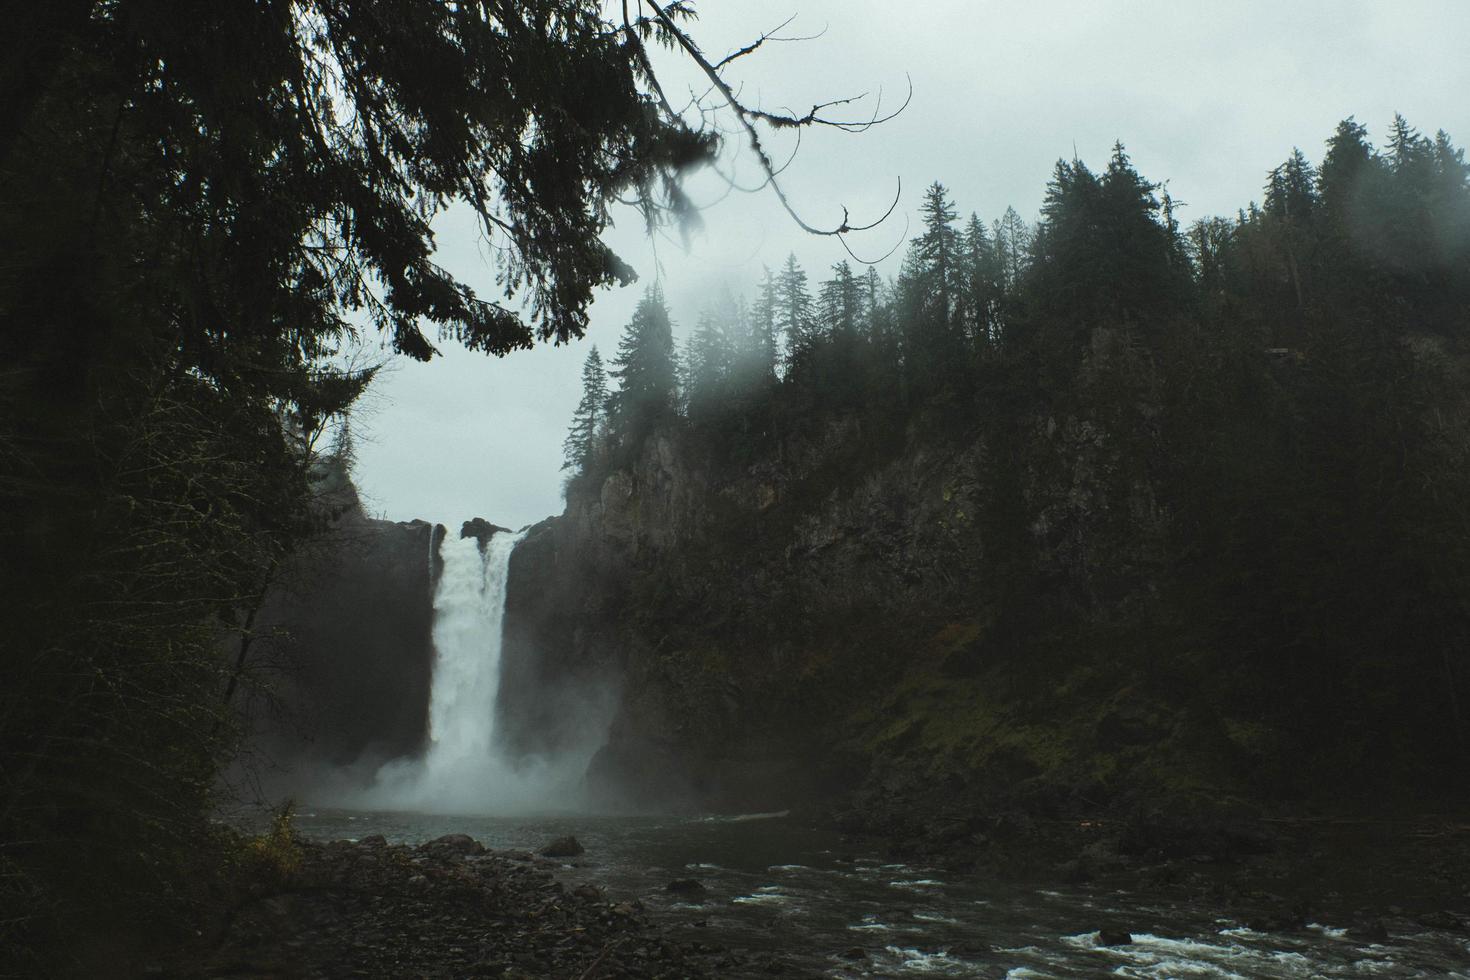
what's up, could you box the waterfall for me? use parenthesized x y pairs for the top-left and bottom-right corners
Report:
(352, 525), (598, 815)
(417, 529), (524, 795)
(352, 528), (549, 811)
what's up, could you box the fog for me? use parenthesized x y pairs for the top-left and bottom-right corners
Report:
(350, 0), (1470, 529)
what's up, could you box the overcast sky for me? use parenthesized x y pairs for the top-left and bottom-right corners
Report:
(350, 0), (1470, 530)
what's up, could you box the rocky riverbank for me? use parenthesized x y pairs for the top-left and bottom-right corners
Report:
(155, 811), (1470, 979)
(163, 833), (798, 979)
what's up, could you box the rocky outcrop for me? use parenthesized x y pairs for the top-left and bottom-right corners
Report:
(245, 496), (444, 772)
(248, 348), (1184, 827)
(245, 495), (572, 792)
(461, 517), (511, 547)
(495, 373), (1174, 820)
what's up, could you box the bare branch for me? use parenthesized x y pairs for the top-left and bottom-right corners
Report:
(711, 15), (827, 72)
(838, 212), (910, 265)
(747, 76), (913, 133)
(844, 178), (903, 234)
(641, 0), (905, 242)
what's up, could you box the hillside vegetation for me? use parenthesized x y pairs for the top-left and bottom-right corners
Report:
(518, 118), (1470, 835)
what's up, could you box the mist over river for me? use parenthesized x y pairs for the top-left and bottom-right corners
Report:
(228, 806), (1470, 978)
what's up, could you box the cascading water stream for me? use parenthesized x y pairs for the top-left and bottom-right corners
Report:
(416, 529), (525, 798)
(356, 525), (598, 815)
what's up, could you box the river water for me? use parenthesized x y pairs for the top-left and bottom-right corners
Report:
(262, 807), (1470, 978)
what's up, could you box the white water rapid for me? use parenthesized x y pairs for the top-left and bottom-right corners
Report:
(353, 527), (595, 815)
(418, 529), (525, 795)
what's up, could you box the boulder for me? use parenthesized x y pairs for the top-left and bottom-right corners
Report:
(419, 833), (485, 856)
(538, 835), (585, 858)
(492, 848), (535, 862)
(1097, 929), (1133, 946)
(665, 878), (707, 899)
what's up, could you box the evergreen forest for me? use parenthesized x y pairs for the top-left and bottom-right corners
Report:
(568, 119), (1470, 801)
(4, 0), (1470, 973)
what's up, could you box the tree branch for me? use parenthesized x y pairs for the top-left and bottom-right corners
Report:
(641, 0), (905, 242)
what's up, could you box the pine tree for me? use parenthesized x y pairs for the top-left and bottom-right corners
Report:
(711, 288), (750, 364)
(730, 295), (754, 365)
(900, 182), (964, 386)
(818, 260), (863, 340)
(961, 212), (1001, 349)
(1430, 130), (1470, 272)
(1431, 129), (1470, 192)
(749, 267), (781, 382)
(1265, 148), (1320, 223)
(861, 265), (890, 340)
(687, 309), (733, 412)
(563, 346), (609, 471)
(1262, 148), (1321, 309)
(1024, 145), (1184, 339)
(993, 206), (1032, 294)
(1318, 118), (1378, 254)
(915, 182), (961, 326)
(1389, 113), (1432, 176)
(1102, 142), (1188, 317)
(1188, 216), (1235, 296)
(858, 264), (902, 394)
(775, 254), (817, 374)
(611, 285), (678, 430)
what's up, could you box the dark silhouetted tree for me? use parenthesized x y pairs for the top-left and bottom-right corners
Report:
(564, 347), (609, 472)
(748, 267), (782, 383)
(993, 206), (1032, 294)
(961, 212), (1002, 350)
(776, 254), (817, 375)
(899, 182), (966, 390)
(1025, 144), (1185, 347)
(819, 260), (863, 341)
(611, 285), (678, 431)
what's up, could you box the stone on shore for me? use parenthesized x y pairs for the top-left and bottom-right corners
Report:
(538, 835), (585, 857)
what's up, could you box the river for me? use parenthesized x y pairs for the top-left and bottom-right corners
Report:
(249, 806), (1470, 978)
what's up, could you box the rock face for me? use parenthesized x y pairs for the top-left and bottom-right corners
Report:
(497, 390), (1172, 819)
(245, 365), (1184, 834)
(497, 513), (624, 772)
(243, 481), (445, 773)
(461, 517), (511, 547)
(502, 420), (907, 812)
(238, 366), (1191, 836)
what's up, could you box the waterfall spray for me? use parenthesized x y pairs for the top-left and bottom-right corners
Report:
(352, 526), (598, 815)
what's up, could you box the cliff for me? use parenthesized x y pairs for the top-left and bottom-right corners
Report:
(243, 480), (443, 774)
(499, 347), (1199, 833)
(245, 338), (1468, 844)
